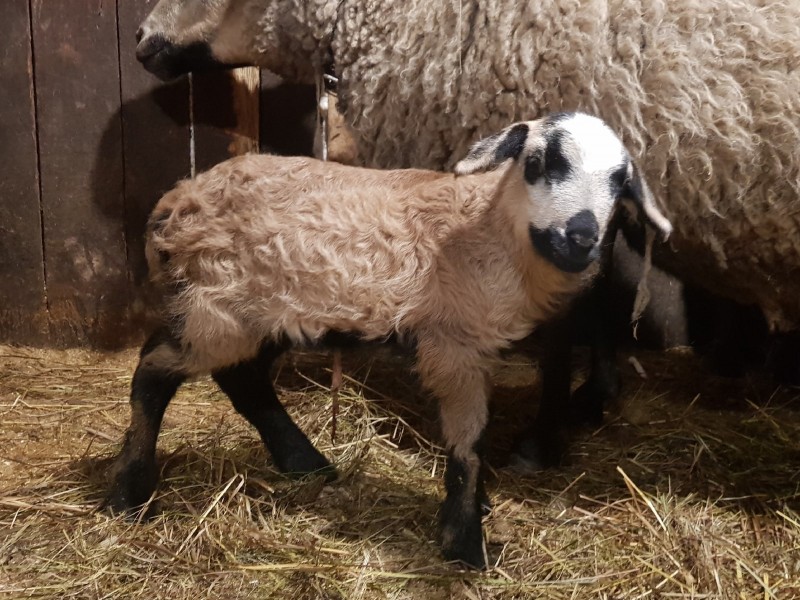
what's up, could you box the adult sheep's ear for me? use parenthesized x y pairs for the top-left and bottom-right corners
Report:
(619, 162), (672, 241)
(454, 122), (535, 175)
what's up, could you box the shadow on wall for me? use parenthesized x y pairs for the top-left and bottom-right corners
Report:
(260, 73), (317, 158)
(88, 79), (190, 350)
(88, 74), (316, 349)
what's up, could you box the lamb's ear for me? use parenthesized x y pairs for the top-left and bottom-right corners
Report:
(619, 162), (673, 240)
(454, 122), (532, 175)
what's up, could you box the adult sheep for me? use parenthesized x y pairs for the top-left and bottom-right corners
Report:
(108, 113), (672, 568)
(135, 0), (800, 334)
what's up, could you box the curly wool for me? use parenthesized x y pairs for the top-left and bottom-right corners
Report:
(147, 154), (583, 374)
(247, 0), (800, 329)
(143, 0), (800, 328)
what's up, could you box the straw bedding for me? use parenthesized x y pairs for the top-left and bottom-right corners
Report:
(1, 343), (798, 598)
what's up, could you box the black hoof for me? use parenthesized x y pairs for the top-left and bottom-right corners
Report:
(508, 428), (565, 473)
(276, 448), (337, 482)
(107, 459), (159, 517)
(441, 516), (486, 570)
(570, 382), (607, 426)
(506, 451), (546, 475)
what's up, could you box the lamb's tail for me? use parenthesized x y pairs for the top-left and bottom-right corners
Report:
(144, 185), (189, 285)
(145, 205), (173, 282)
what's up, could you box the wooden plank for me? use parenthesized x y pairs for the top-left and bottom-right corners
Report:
(259, 73), (316, 157)
(0, 0), (49, 344)
(31, 0), (129, 348)
(117, 0), (191, 326)
(193, 67), (260, 173)
(326, 91), (359, 164)
(230, 67), (261, 155)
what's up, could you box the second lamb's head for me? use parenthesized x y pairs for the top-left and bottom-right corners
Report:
(456, 112), (672, 273)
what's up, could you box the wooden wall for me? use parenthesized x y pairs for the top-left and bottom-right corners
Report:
(0, 0), (315, 348)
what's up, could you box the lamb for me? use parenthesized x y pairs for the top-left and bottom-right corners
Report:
(108, 113), (672, 568)
(134, 0), (800, 460)
(134, 0), (800, 321)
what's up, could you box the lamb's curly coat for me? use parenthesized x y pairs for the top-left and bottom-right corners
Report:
(110, 112), (673, 567)
(147, 154), (581, 376)
(139, 0), (800, 329)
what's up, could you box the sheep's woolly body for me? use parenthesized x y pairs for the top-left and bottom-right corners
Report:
(148, 155), (585, 375)
(244, 0), (800, 329)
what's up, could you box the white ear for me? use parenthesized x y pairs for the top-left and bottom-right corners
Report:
(454, 122), (532, 175)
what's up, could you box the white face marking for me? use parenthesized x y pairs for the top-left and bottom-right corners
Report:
(563, 113), (628, 173)
(525, 113), (627, 236)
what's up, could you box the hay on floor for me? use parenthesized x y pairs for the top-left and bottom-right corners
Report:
(0, 342), (798, 599)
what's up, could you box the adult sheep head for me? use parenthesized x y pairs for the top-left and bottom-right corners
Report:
(135, 0), (326, 82)
(456, 113), (672, 274)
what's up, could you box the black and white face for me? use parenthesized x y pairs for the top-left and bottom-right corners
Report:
(455, 113), (672, 274)
(524, 114), (629, 273)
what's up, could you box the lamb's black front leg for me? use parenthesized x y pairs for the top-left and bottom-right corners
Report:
(511, 235), (620, 472)
(570, 273), (620, 425)
(509, 316), (572, 471)
(417, 333), (490, 569)
(109, 329), (186, 514)
(212, 342), (335, 480)
(570, 219), (623, 425)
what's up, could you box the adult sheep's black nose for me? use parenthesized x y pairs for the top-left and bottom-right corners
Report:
(565, 210), (599, 254)
(135, 26), (144, 44)
(136, 32), (169, 63)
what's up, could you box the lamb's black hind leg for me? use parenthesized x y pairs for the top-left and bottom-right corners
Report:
(109, 329), (186, 515)
(212, 343), (335, 480)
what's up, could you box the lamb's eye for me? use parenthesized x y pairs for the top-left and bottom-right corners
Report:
(524, 154), (543, 185)
(543, 130), (572, 183)
(609, 165), (627, 196)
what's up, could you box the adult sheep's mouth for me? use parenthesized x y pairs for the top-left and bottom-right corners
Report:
(136, 34), (183, 81)
(139, 54), (179, 81)
(136, 35), (244, 81)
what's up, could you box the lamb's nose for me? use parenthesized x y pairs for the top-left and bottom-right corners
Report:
(567, 227), (598, 252)
(135, 26), (144, 44)
(565, 210), (599, 254)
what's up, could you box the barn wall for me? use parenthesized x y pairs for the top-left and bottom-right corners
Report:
(0, 0), (48, 344)
(0, 0), (316, 349)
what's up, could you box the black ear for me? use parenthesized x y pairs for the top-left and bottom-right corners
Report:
(454, 122), (531, 175)
(618, 162), (672, 240)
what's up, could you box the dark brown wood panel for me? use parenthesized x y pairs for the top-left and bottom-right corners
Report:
(193, 68), (260, 173)
(259, 72), (316, 157)
(118, 0), (190, 329)
(0, 0), (49, 344)
(31, 0), (129, 348)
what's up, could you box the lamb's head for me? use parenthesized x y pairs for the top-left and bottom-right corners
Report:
(136, 0), (324, 82)
(456, 112), (672, 274)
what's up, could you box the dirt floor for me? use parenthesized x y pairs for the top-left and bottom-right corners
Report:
(0, 341), (798, 599)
